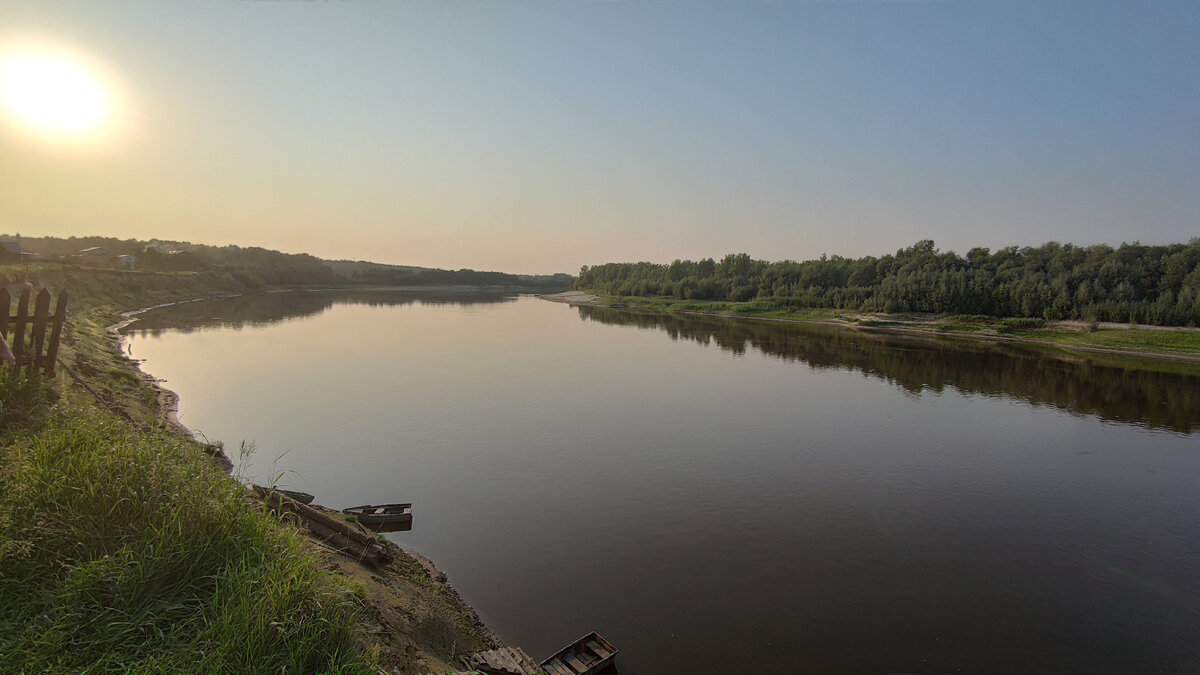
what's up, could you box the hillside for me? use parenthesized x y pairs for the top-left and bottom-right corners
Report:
(6, 235), (572, 291)
(0, 264), (499, 673)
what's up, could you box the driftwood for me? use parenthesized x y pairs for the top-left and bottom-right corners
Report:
(254, 486), (392, 566)
(465, 646), (540, 675)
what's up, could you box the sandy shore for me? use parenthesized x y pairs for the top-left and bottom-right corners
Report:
(536, 290), (602, 305)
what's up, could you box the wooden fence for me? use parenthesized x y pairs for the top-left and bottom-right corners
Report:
(0, 286), (68, 376)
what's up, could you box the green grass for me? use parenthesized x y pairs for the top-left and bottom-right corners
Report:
(0, 262), (515, 673)
(599, 294), (845, 321)
(1008, 326), (1200, 354)
(0, 397), (374, 673)
(589, 292), (1200, 363)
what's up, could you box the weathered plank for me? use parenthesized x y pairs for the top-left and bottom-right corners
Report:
(255, 487), (391, 566)
(44, 290), (67, 375)
(513, 647), (537, 671)
(0, 288), (10, 343)
(11, 286), (30, 366)
(29, 289), (50, 373)
(564, 653), (589, 672)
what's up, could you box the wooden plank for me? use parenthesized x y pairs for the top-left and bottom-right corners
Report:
(539, 659), (566, 675)
(11, 286), (30, 366)
(509, 647), (537, 673)
(256, 488), (391, 565)
(472, 649), (522, 675)
(29, 289), (50, 373)
(563, 653), (588, 673)
(44, 290), (67, 375)
(0, 288), (10, 344)
(584, 640), (610, 658)
(514, 647), (537, 670)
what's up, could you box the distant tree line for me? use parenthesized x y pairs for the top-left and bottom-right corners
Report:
(575, 239), (1200, 326)
(13, 236), (340, 286)
(9, 235), (573, 290)
(344, 265), (573, 288)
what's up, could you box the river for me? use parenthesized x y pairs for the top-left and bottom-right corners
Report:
(124, 289), (1200, 674)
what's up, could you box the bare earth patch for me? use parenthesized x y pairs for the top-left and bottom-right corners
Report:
(537, 290), (601, 305)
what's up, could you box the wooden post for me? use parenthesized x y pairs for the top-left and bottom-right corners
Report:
(44, 290), (67, 376)
(29, 289), (51, 373)
(0, 288), (10, 344)
(11, 285), (30, 367)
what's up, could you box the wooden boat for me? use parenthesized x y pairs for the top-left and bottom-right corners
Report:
(538, 632), (618, 675)
(341, 503), (412, 525)
(253, 485), (315, 505)
(276, 488), (315, 504)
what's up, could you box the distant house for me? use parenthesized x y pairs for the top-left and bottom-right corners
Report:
(0, 237), (20, 255)
(78, 246), (106, 257)
(116, 254), (136, 269)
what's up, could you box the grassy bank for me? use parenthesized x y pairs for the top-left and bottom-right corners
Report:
(579, 294), (1200, 364)
(0, 264), (496, 673)
(0, 401), (371, 672)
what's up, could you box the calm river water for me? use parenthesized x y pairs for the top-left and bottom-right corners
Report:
(125, 289), (1200, 674)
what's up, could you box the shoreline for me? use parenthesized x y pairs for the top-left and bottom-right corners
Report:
(106, 294), (243, 439)
(540, 292), (1200, 367)
(106, 290), (505, 670)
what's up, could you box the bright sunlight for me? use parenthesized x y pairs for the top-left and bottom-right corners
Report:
(0, 40), (119, 143)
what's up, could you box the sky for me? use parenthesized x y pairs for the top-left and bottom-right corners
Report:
(1, 1), (1198, 275)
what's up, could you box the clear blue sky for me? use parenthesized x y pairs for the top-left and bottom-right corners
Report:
(1, 1), (1197, 274)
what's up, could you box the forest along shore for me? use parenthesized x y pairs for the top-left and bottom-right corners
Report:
(0, 266), (502, 674)
(539, 291), (1200, 368)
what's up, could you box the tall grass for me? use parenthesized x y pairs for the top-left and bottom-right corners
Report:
(0, 401), (373, 673)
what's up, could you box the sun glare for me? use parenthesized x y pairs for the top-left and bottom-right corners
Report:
(0, 41), (119, 143)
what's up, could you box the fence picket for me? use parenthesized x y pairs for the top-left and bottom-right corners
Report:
(1, 287), (68, 375)
(30, 289), (51, 372)
(45, 290), (67, 376)
(0, 288), (9, 342)
(11, 286), (30, 367)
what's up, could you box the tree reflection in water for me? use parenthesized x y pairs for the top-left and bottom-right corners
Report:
(578, 306), (1200, 434)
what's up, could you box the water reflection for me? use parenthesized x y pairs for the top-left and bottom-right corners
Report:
(125, 288), (519, 336)
(126, 293), (1200, 673)
(578, 306), (1200, 434)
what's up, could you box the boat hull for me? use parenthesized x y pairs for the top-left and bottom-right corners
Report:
(538, 631), (618, 675)
(341, 503), (412, 525)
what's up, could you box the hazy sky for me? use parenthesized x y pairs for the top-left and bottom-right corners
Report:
(1, 1), (1197, 274)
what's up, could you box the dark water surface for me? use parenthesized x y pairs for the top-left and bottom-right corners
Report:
(125, 290), (1200, 674)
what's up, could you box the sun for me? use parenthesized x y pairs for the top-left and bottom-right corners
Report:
(0, 41), (118, 143)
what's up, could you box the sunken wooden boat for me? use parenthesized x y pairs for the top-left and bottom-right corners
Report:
(253, 485), (315, 505)
(341, 503), (413, 525)
(276, 488), (315, 504)
(538, 632), (618, 675)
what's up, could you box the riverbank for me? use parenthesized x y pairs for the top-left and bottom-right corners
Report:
(548, 291), (1200, 369)
(0, 267), (500, 673)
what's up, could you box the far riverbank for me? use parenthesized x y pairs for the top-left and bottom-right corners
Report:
(540, 291), (1200, 370)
